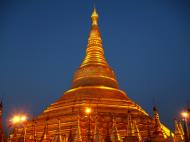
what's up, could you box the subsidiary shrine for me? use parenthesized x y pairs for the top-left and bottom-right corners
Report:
(1, 9), (187, 142)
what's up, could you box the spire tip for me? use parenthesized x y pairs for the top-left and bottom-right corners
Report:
(91, 7), (98, 26)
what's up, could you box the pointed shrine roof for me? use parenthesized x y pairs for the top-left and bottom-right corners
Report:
(72, 8), (119, 89)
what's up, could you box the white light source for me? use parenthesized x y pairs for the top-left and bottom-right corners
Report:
(85, 107), (91, 114)
(11, 114), (27, 124)
(181, 111), (189, 119)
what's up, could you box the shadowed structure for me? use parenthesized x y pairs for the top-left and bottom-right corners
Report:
(0, 101), (6, 142)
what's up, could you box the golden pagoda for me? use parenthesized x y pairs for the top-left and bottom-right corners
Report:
(9, 8), (175, 142)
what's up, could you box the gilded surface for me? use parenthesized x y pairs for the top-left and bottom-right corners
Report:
(8, 8), (173, 142)
(72, 8), (119, 89)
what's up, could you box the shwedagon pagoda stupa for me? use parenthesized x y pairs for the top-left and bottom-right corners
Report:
(4, 8), (186, 142)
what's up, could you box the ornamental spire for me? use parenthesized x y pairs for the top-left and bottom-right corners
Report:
(111, 117), (122, 142)
(51, 119), (64, 142)
(73, 115), (82, 142)
(94, 115), (101, 142)
(72, 8), (119, 89)
(91, 8), (98, 26)
(126, 114), (135, 136)
(152, 106), (163, 137)
(80, 8), (108, 67)
(174, 120), (184, 141)
(133, 120), (142, 142)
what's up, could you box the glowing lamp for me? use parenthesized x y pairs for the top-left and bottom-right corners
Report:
(85, 107), (91, 114)
(20, 115), (27, 122)
(181, 111), (188, 119)
(11, 114), (27, 124)
(12, 115), (20, 124)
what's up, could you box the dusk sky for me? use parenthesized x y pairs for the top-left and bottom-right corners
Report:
(0, 0), (190, 130)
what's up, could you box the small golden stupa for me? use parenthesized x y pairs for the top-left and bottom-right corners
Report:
(8, 8), (180, 142)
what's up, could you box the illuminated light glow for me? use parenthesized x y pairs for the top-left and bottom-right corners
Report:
(11, 114), (27, 124)
(12, 115), (20, 124)
(181, 111), (189, 118)
(20, 115), (27, 122)
(85, 107), (91, 114)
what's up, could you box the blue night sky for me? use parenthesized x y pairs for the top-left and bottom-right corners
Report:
(0, 0), (190, 130)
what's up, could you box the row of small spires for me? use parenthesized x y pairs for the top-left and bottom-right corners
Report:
(9, 116), (144, 142)
(8, 107), (184, 142)
(8, 121), (184, 142)
(0, 105), (186, 142)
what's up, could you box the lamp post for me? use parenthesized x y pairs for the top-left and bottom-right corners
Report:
(10, 114), (27, 142)
(85, 107), (92, 142)
(181, 111), (189, 142)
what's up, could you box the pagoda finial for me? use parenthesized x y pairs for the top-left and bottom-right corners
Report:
(174, 119), (184, 141)
(111, 116), (122, 142)
(133, 120), (142, 142)
(79, 7), (108, 68)
(51, 119), (64, 142)
(91, 8), (98, 26)
(40, 119), (49, 141)
(94, 115), (101, 142)
(94, 115), (105, 142)
(126, 114), (135, 136)
(73, 115), (82, 142)
(152, 106), (164, 137)
(72, 8), (119, 89)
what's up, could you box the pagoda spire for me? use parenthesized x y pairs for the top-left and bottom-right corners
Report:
(72, 8), (119, 89)
(174, 120), (184, 142)
(30, 120), (37, 141)
(124, 114), (141, 142)
(126, 114), (135, 136)
(39, 118), (49, 142)
(91, 8), (98, 26)
(94, 115), (101, 142)
(150, 106), (168, 142)
(51, 119), (64, 142)
(73, 115), (82, 142)
(105, 122), (112, 142)
(178, 121), (184, 137)
(111, 117), (122, 142)
(152, 106), (164, 137)
(133, 120), (142, 142)
(80, 8), (108, 68)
